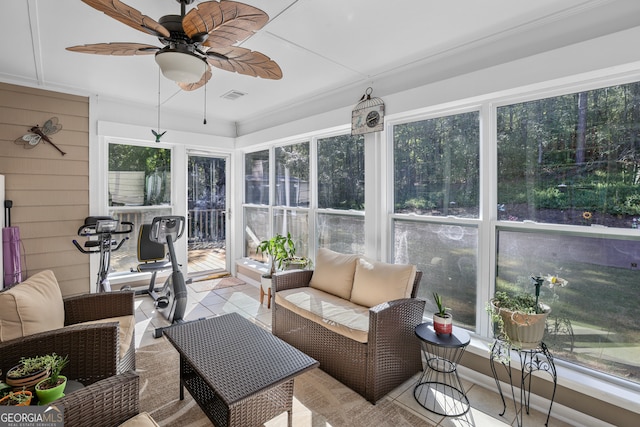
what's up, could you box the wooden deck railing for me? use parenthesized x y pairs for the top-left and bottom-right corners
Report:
(188, 208), (226, 243)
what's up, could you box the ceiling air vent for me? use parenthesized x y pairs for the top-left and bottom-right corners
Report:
(221, 90), (246, 100)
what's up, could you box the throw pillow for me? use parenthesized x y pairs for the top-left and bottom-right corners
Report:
(309, 248), (359, 299)
(350, 258), (417, 307)
(0, 270), (65, 342)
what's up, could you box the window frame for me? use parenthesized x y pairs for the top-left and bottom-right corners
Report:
(239, 68), (640, 394)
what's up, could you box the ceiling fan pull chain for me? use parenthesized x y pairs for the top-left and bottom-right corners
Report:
(157, 69), (161, 134)
(203, 83), (207, 125)
(151, 68), (166, 143)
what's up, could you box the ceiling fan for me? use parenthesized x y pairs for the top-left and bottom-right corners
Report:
(67, 0), (282, 91)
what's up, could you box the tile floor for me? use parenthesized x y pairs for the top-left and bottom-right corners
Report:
(133, 281), (573, 427)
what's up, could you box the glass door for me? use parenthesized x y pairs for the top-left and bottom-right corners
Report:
(187, 154), (228, 277)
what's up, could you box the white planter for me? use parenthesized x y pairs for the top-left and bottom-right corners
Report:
(260, 276), (272, 309)
(491, 300), (551, 349)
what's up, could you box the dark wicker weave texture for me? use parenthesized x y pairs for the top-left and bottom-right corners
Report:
(163, 312), (318, 427)
(57, 371), (140, 427)
(272, 269), (425, 404)
(0, 290), (136, 382)
(64, 290), (137, 373)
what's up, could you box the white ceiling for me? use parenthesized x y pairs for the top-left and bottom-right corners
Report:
(2, 0), (640, 135)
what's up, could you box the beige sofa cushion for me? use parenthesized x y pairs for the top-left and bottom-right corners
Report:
(349, 258), (417, 308)
(77, 315), (135, 361)
(309, 248), (359, 300)
(0, 270), (65, 342)
(276, 287), (370, 343)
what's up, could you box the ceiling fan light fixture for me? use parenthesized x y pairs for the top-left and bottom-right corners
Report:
(155, 49), (207, 84)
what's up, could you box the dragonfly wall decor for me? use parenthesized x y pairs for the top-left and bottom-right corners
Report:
(15, 117), (65, 156)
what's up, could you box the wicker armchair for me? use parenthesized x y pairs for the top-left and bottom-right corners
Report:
(56, 371), (140, 427)
(272, 269), (425, 404)
(0, 290), (136, 380)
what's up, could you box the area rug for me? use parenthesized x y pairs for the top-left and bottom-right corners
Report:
(188, 276), (245, 293)
(136, 338), (434, 427)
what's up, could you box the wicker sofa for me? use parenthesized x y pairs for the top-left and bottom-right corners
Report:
(272, 248), (425, 404)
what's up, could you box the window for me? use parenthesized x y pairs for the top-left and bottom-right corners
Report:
(317, 134), (364, 210)
(274, 142), (310, 258)
(392, 112), (480, 327)
(108, 143), (172, 273)
(496, 229), (639, 383)
(395, 112), (479, 217)
(317, 134), (365, 253)
(245, 150), (269, 205)
(275, 143), (309, 208)
(243, 134), (365, 262)
(244, 207), (269, 261)
(497, 84), (640, 227)
(317, 213), (365, 254)
(393, 220), (477, 330)
(497, 81), (640, 385)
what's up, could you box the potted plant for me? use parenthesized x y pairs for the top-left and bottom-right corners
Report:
(5, 354), (54, 391)
(257, 232), (297, 277)
(35, 354), (69, 405)
(432, 292), (452, 335)
(257, 232), (298, 308)
(0, 389), (33, 406)
(488, 275), (567, 349)
(283, 256), (313, 271)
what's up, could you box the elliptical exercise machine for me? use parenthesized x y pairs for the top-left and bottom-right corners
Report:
(72, 216), (133, 292)
(142, 216), (188, 337)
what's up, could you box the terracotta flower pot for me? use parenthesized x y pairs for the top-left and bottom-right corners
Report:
(0, 390), (33, 406)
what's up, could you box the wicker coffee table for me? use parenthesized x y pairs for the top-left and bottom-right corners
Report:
(162, 312), (319, 427)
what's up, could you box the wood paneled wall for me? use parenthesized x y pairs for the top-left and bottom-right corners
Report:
(0, 82), (89, 296)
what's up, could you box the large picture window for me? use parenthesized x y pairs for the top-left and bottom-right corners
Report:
(497, 83), (640, 228)
(497, 81), (640, 385)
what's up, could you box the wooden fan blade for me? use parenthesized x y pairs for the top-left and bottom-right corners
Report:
(183, 0), (268, 47)
(178, 67), (213, 91)
(205, 46), (282, 80)
(81, 0), (170, 38)
(67, 43), (159, 56)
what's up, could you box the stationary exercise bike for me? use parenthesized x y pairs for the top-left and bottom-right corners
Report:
(137, 216), (188, 337)
(72, 216), (134, 292)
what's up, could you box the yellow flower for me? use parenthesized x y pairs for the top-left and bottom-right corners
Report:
(583, 211), (592, 220)
(544, 274), (568, 288)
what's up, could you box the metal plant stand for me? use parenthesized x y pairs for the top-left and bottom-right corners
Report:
(490, 339), (557, 427)
(414, 322), (471, 417)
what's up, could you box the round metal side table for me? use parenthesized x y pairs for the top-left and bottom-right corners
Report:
(414, 321), (471, 417)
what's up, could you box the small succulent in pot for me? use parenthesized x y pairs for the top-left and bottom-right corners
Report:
(432, 292), (452, 335)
